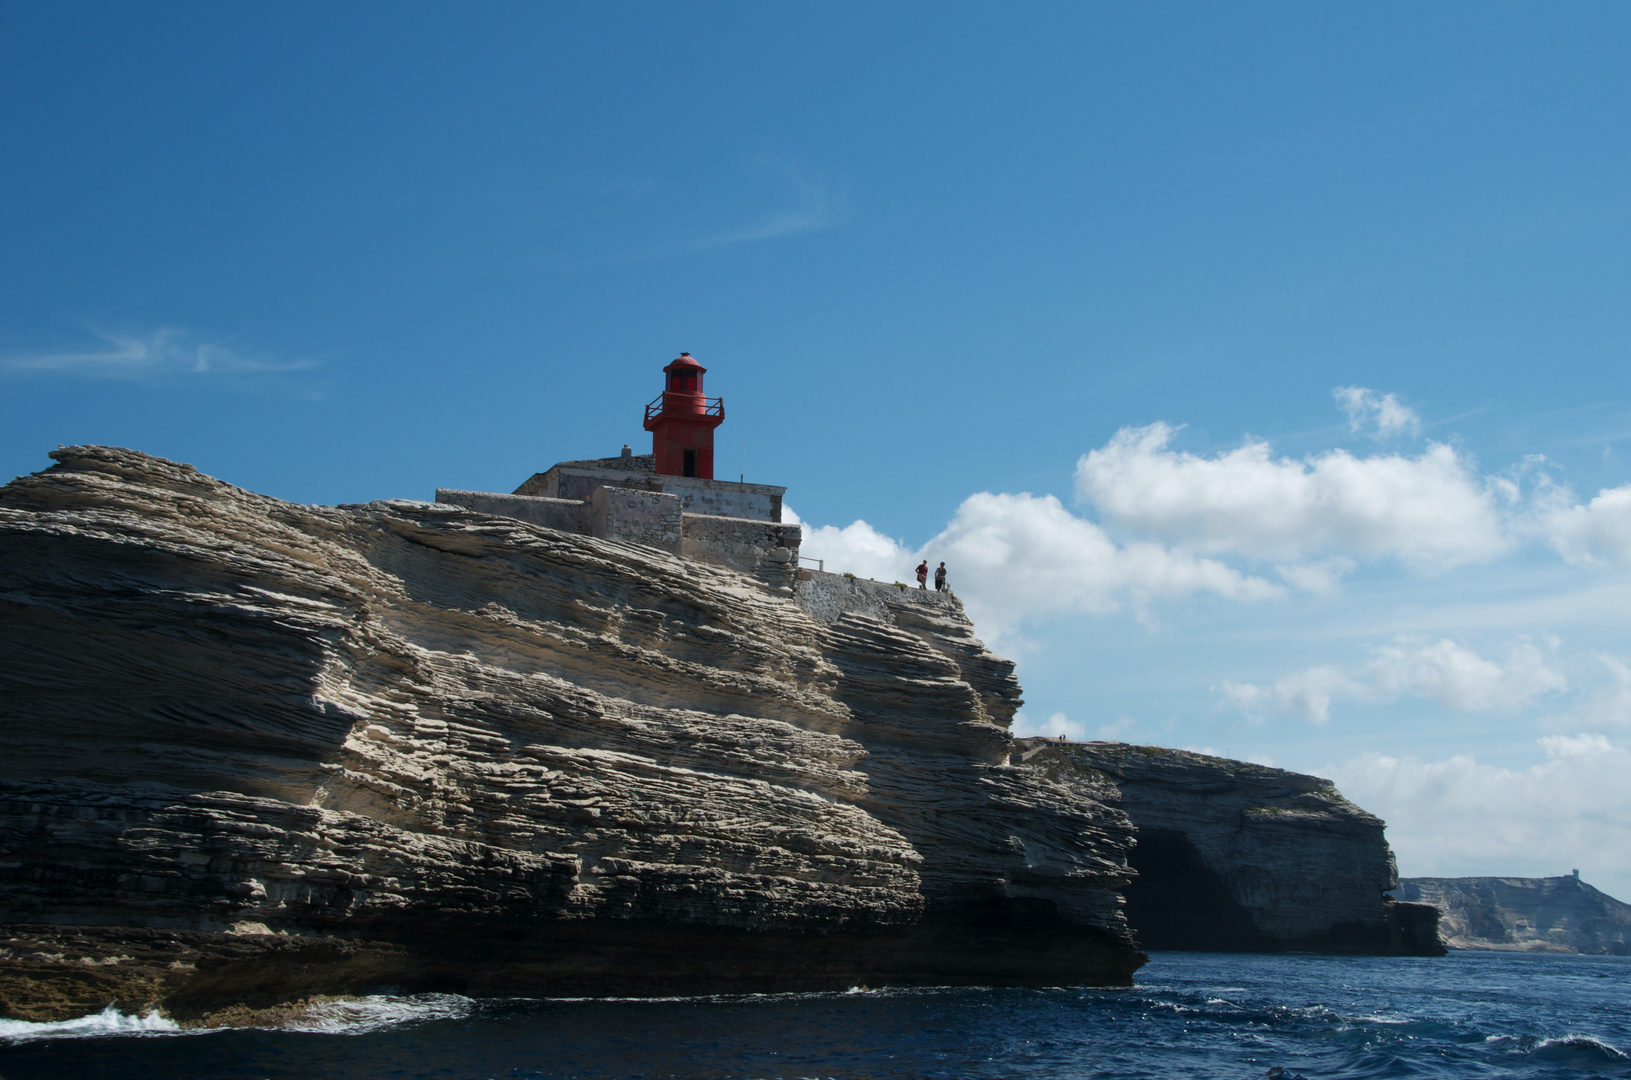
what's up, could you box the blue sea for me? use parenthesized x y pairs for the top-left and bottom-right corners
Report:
(1, 951), (1627, 1079)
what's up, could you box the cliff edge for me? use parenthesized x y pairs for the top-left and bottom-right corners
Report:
(0, 447), (1142, 1022)
(1398, 876), (1631, 954)
(1014, 740), (1444, 955)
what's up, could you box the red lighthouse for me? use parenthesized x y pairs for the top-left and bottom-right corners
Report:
(643, 352), (725, 478)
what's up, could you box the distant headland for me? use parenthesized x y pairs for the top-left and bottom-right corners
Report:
(1398, 874), (1631, 954)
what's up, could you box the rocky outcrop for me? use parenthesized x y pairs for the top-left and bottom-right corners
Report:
(1398, 875), (1631, 954)
(0, 447), (1142, 1022)
(1014, 740), (1444, 955)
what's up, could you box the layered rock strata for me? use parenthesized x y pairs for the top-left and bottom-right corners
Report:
(1013, 740), (1444, 955)
(0, 447), (1141, 1022)
(1398, 875), (1631, 954)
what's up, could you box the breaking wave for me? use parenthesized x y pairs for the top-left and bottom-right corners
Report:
(1530, 1034), (1630, 1064)
(0, 1003), (181, 1042)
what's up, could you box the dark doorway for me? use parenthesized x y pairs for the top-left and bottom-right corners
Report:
(683, 449), (697, 477)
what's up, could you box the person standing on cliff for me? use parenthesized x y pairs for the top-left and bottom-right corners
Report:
(916, 560), (929, 589)
(934, 562), (947, 592)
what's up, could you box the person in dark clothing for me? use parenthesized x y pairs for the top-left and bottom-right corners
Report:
(934, 562), (947, 592)
(915, 560), (929, 589)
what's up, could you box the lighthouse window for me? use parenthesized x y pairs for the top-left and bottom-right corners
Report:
(683, 449), (697, 477)
(670, 370), (696, 393)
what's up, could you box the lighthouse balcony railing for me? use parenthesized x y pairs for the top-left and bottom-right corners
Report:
(646, 392), (724, 424)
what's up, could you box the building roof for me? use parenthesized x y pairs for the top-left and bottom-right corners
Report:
(551, 453), (656, 475)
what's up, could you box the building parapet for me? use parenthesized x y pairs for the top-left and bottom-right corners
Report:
(434, 489), (590, 535)
(682, 514), (801, 590)
(591, 487), (683, 555)
(514, 463), (785, 523)
(434, 488), (803, 589)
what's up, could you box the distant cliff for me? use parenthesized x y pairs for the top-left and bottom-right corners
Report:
(1398, 876), (1631, 954)
(0, 447), (1142, 1023)
(1014, 740), (1443, 955)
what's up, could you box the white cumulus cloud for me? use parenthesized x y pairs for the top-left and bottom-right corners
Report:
(795, 391), (1631, 645)
(797, 491), (1282, 642)
(1075, 422), (1510, 570)
(1329, 734), (1631, 901)
(1220, 637), (1567, 724)
(1541, 483), (1631, 567)
(793, 516), (913, 583)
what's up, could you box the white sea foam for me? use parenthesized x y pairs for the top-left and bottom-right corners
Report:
(0, 995), (480, 1042)
(284, 993), (478, 1034)
(0, 1003), (182, 1042)
(283, 991), (476, 1037)
(1532, 1034), (1629, 1062)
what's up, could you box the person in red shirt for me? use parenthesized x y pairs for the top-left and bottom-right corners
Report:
(916, 560), (929, 589)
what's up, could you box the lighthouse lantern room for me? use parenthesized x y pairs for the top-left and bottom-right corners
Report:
(643, 352), (725, 478)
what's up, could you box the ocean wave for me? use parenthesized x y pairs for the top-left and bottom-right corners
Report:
(1531, 1034), (1629, 1064)
(0, 1004), (181, 1042)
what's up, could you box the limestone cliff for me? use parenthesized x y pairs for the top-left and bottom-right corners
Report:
(0, 447), (1141, 1022)
(1013, 740), (1444, 955)
(1398, 875), (1631, 954)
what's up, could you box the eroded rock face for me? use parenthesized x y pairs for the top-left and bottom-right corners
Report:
(1014, 741), (1444, 955)
(0, 447), (1141, 1021)
(1398, 876), (1631, 954)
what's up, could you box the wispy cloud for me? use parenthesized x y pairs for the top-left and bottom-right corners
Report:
(1, 328), (318, 380)
(1335, 386), (1422, 439)
(699, 157), (848, 247)
(531, 158), (851, 273)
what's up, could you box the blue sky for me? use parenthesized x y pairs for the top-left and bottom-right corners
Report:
(6, 3), (1631, 896)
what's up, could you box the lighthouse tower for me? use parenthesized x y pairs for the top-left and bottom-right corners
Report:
(643, 352), (725, 478)
(437, 347), (799, 576)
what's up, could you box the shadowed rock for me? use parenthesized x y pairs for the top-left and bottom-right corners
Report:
(1013, 740), (1444, 955)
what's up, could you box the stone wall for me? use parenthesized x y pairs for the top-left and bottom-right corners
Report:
(515, 465), (784, 523)
(433, 489), (589, 534)
(439, 485), (799, 585)
(656, 476), (784, 523)
(534, 468), (656, 504)
(589, 487), (683, 554)
(682, 514), (802, 590)
(512, 454), (656, 498)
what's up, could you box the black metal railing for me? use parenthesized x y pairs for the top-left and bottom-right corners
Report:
(645, 392), (724, 424)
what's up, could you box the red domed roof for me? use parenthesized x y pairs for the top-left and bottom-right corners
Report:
(663, 352), (706, 374)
